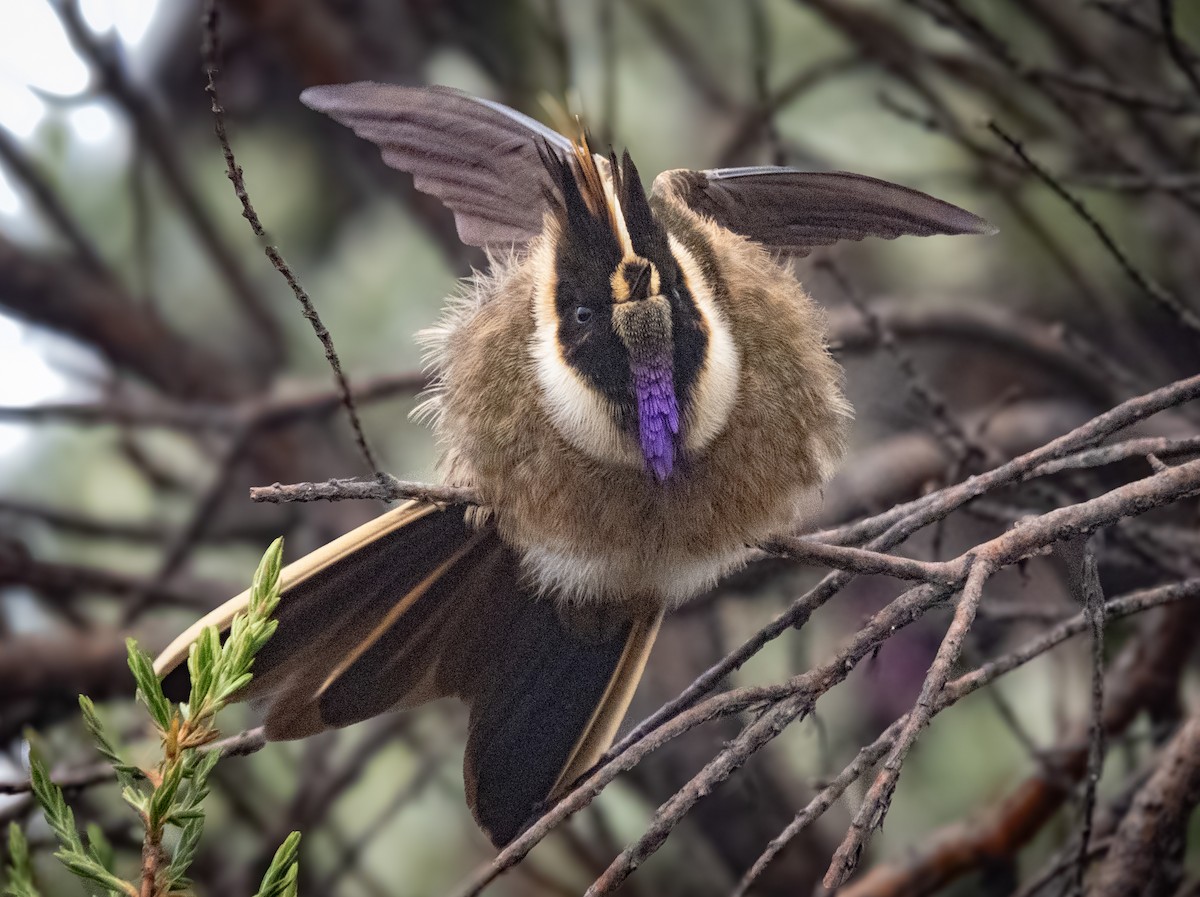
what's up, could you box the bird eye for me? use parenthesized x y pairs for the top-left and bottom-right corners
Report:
(575, 306), (593, 324)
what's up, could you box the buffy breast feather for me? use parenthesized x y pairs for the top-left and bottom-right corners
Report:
(155, 83), (994, 847)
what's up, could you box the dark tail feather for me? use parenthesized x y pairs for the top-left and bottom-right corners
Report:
(462, 600), (660, 845)
(155, 501), (661, 847)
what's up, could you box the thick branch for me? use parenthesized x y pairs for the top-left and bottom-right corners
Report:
(1087, 715), (1200, 897)
(0, 235), (252, 401)
(0, 631), (133, 702)
(0, 540), (230, 610)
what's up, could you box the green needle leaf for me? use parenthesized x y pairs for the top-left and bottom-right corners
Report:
(253, 832), (301, 897)
(126, 641), (172, 732)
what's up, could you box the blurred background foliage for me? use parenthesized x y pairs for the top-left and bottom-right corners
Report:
(0, 1), (1198, 895)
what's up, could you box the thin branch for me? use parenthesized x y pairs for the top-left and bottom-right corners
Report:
(0, 728), (266, 796)
(837, 596), (1200, 897)
(1070, 537), (1107, 896)
(249, 476), (480, 506)
(766, 536), (960, 584)
(0, 127), (112, 276)
(201, 0), (381, 478)
(988, 120), (1200, 341)
(1157, 0), (1200, 99)
(824, 559), (992, 887)
(731, 578), (1199, 896)
(813, 373), (1200, 551)
(1026, 436), (1200, 478)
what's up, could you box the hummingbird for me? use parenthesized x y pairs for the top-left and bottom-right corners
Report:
(156, 83), (994, 846)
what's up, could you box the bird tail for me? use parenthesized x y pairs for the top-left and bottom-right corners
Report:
(154, 501), (661, 846)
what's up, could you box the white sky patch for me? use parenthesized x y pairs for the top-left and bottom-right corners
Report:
(81, 0), (157, 45)
(0, 0), (91, 97)
(0, 80), (46, 139)
(68, 101), (117, 144)
(0, 169), (20, 216)
(0, 316), (72, 455)
(0, 0), (159, 138)
(0, 0), (160, 458)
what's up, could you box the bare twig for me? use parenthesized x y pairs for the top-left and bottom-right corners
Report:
(1069, 537), (1107, 895)
(824, 559), (992, 887)
(0, 728), (266, 796)
(765, 535), (956, 581)
(249, 476), (480, 506)
(988, 120), (1200, 341)
(1157, 0), (1200, 99)
(836, 597), (1200, 897)
(732, 577), (1200, 896)
(201, 0), (381, 478)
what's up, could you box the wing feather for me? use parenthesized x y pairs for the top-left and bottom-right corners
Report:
(653, 166), (996, 256)
(154, 500), (435, 693)
(301, 82), (575, 247)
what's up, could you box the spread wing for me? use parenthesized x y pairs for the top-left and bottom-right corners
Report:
(653, 166), (996, 256)
(301, 82), (579, 248)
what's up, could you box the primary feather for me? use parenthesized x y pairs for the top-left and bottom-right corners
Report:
(652, 167), (997, 256)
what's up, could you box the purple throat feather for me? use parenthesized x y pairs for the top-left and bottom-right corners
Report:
(632, 357), (680, 481)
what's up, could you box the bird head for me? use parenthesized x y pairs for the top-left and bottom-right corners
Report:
(533, 140), (719, 483)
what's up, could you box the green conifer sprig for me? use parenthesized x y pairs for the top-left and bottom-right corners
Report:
(3, 539), (299, 897)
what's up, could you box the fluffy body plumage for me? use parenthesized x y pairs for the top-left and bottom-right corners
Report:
(156, 82), (993, 848)
(422, 198), (850, 605)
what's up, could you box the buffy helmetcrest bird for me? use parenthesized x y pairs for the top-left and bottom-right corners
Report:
(155, 83), (994, 846)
